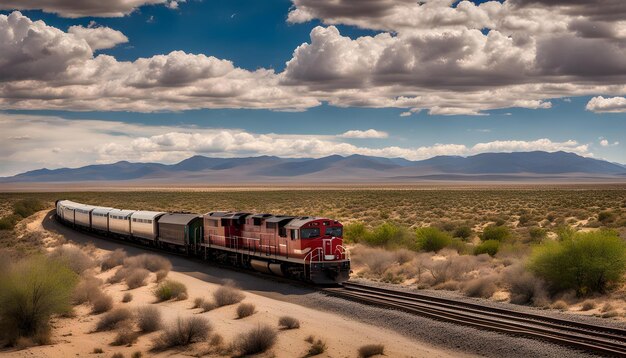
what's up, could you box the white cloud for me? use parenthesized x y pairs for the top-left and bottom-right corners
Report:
(600, 139), (609, 146)
(68, 24), (129, 50)
(0, 114), (594, 176)
(586, 96), (626, 113)
(399, 111), (412, 117)
(338, 129), (389, 139)
(0, 0), (169, 18)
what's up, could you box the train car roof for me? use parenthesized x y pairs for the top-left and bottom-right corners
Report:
(205, 211), (232, 218)
(131, 211), (166, 220)
(250, 213), (272, 219)
(285, 216), (325, 229)
(158, 213), (202, 226)
(92, 207), (114, 214)
(108, 209), (135, 217)
(266, 216), (296, 223)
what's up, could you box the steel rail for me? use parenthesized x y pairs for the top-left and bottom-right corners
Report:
(322, 282), (626, 356)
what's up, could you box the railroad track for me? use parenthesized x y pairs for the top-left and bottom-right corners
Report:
(323, 282), (626, 356)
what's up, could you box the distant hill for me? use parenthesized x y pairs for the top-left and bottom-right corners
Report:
(2, 151), (625, 183)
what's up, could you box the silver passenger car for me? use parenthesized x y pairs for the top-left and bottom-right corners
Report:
(91, 207), (113, 232)
(57, 200), (82, 225)
(108, 209), (135, 236)
(75, 204), (96, 228)
(131, 211), (166, 240)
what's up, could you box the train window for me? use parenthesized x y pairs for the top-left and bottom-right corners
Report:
(279, 227), (287, 238)
(253, 218), (262, 226)
(290, 229), (299, 240)
(301, 228), (320, 239)
(325, 227), (343, 237)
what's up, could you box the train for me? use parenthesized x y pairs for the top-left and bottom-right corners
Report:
(55, 200), (350, 284)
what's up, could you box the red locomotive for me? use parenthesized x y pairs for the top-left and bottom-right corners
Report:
(56, 200), (350, 284)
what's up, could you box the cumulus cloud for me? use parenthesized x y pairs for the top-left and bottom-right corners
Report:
(338, 129), (388, 139)
(0, 12), (318, 112)
(586, 96), (626, 113)
(0, 0), (168, 18)
(68, 24), (129, 50)
(0, 114), (593, 176)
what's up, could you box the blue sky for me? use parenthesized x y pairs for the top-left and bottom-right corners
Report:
(1, 0), (625, 175)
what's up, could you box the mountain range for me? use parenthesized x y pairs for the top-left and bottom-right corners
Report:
(2, 151), (625, 183)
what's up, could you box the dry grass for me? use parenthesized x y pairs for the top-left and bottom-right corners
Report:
(581, 300), (596, 311)
(151, 316), (211, 351)
(72, 275), (104, 305)
(304, 337), (327, 357)
(125, 268), (150, 289)
(462, 276), (497, 299)
(136, 306), (162, 332)
(48, 244), (95, 274)
(231, 324), (277, 357)
(278, 315), (300, 329)
(95, 308), (133, 332)
(153, 279), (188, 301)
(213, 283), (245, 307)
(122, 292), (133, 303)
(91, 292), (114, 314)
(235, 303), (255, 319)
(358, 344), (385, 358)
(124, 254), (172, 273)
(111, 325), (139, 346)
(192, 297), (205, 309)
(101, 249), (127, 271)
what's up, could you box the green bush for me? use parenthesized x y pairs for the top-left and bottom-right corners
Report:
(0, 256), (78, 345)
(474, 240), (500, 256)
(481, 225), (511, 242)
(0, 214), (20, 230)
(598, 211), (615, 223)
(13, 199), (45, 219)
(343, 222), (367, 244)
(453, 226), (472, 240)
(153, 279), (188, 301)
(529, 230), (626, 296)
(415, 227), (452, 252)
(365, 222), (400, 247)
(528, 227), (547, 242)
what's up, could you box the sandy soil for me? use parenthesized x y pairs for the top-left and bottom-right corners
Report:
(1, 211), (469, 358)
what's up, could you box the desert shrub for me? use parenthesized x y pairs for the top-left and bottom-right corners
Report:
(122, 292), (133, 303)
(602, 310), (619, 318)
(236, 303), (255, 319)
(392, 249), (415, 265)
(111, 326), (139, 346)
(95, 308), (133, 332)
(126, 268), (150, 289)
(358, 344), (385, 358)
(447, 238), (470, 254)
(528, 227), (547, 242)
(598, 211), (615, 223)
(131, 352), (142, 358)
(48, 244), (94, 274)
(124, 254), (172, 273)
(111, 353), (124, 358)
(13, 199), (44, 218)
(72, 275), (104, 304)
(0, 214), (20, 230)
(152, 316), (211, 351)
(305, 337), (327, 357)
(213, 283), (244, 307)
(278, 315), (300, 329)
(101, 249), (127, 271)
(352, 246), (395, 275)
(415, 227), (452, 252)
(153, 279), (188, 301)
(453, 226), (472, 239)
(504, 265), (548, 306)
(581, 300), (596, 311)
(91, 292), (114, 314)
(481, 225), (511, 242)
(136, 306), (162, 332)
(344, 222), (367, 244)
(193, 297), (205, 309)
(529, 230), (626, 296)
(0, 256), (77, 345)
(155, 269), (169, 282)
(474, 240), (499, 256)
(462, 277), (497, 298)
(601, 302), (614, 312)
(108, 267), (130, 284)
(93, 348), (104, 353)
(551, 300), (568, 310)
(202, 300), (217, 312)
(231, 324), (277, 357)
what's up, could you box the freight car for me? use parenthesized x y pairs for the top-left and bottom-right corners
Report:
(55, 200), (350, 284)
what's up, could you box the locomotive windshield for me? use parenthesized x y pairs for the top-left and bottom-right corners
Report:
(325, 227), (343, 237)
(301, 227), (320, 239)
